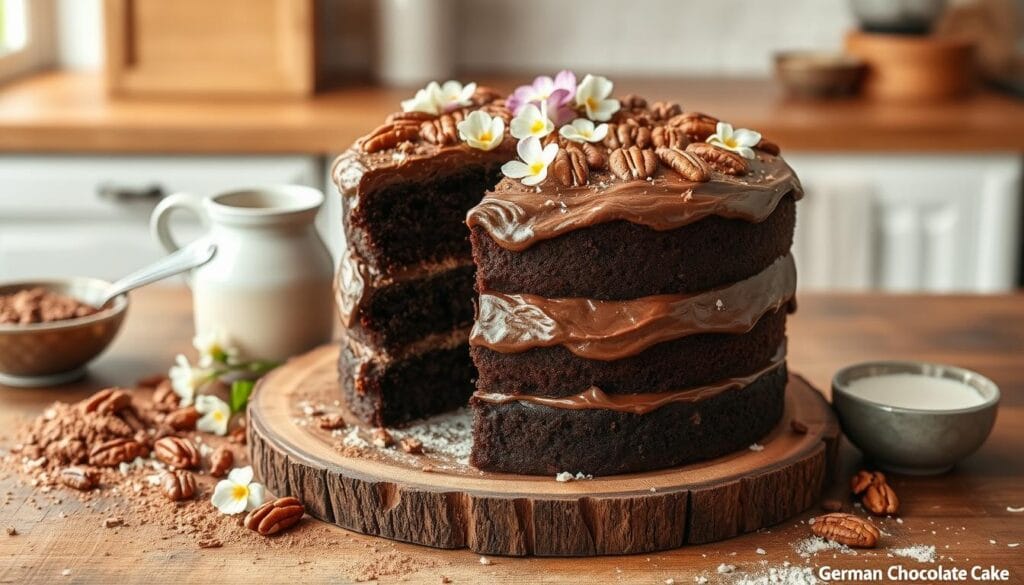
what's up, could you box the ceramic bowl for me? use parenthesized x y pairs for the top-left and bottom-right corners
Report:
(0, 278), (128, 387)
(774, 51), (866, 98)
(832, 361), (999, 475)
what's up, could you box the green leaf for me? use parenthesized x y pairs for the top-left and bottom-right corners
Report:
(230, 380), (256, 414)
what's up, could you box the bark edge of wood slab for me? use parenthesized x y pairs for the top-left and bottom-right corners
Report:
(248, 344), (839, 556)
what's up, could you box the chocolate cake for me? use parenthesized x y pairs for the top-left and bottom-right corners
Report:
(333, 73), (802, 476)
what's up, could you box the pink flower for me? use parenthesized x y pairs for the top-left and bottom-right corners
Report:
(507, 70), (577, 125)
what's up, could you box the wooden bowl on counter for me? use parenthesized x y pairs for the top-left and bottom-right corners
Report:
(845, 30), (974, 101)
(774, 51), (866, 98)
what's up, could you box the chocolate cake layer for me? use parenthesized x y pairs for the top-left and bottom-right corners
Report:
(473, 308), (787, 397)
(471, 195), (796, 300)
(350, 263), (476, 354)
(470, 365), (788, 475)
(340, 336), (476, 427)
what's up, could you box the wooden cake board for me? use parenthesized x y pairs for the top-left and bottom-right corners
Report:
(248, 344), (839, 557)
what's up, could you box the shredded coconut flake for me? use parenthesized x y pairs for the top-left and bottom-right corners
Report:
(793, 536), (856, 558)
(717, 563), (736, 574)
(890, 545), (936, 563)
(555, 471), (593, 482)
(749, 443), (765, 452)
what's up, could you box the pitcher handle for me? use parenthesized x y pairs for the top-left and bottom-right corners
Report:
(150, 192), (209, 254)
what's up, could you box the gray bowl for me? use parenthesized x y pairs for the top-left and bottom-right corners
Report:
(832, 361), (999, 475)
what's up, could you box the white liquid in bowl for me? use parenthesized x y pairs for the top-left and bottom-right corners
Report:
(845, 373), (987, 411)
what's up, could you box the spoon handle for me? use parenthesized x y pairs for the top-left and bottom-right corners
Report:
(99, 240), (217, 307)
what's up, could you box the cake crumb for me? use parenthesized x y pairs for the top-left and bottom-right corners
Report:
(555, 471), (593, 482)
(695, 578), (708, 585)
(479, 556), (492, 566)
(103, 517), (123, 529)
(717, 563), (735, 574)
(749, 443), (765, 452)
(198, 538), (223, 549)
(61, 569), (71, 577)
(5, 526), (15, 536)
(756, 547), (767, 555)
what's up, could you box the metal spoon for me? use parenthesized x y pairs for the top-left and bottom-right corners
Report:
(96, 240), (217, 307)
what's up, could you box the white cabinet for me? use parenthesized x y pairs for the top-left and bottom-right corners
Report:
(0, 155), (323, 282)
(786, 154), (1022, 293)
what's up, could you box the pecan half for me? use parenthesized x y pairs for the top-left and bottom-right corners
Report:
(757, 138), (781, 156)
(371, 427), (394, 448)
(850, 470), (883, 495)
(581, 142), (607, 169)
(668, 112), (719, 141)
(419, 111), (464, 146)
(317, 413), (346, 431)
(89, 438), (145, 467)
(160, 470), (197, 501)
(361, 122), (420, 153)
(863, 481), (900, 516)
(164, 406), (199, 431)
(604, 121), (652, 150)
(152, 380), (180, 411)
(551, 147), (589, 187)
(153, 436), (200, 470)
(650, 101), (682, 121)
(609, 146), (658, 181)
(80, 388), (132, 415)
(618, 94), (647, 110)
(385, 111), (435, 124)
(209, 446), (234, 478)
(244, 496), (305, 536)
(811, 513), (880, 548)
(686, 142), (749, 176)
(656, 147), (710, 182)
(652, 126), (689, 150)
(59, 467), (98, 491)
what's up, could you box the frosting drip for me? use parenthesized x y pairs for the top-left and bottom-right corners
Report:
(473, 344), (787, 415)
(466, 154), (802, 252)
(470, 254), (796, 360)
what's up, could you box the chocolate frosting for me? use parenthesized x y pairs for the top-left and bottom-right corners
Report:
(466, 154), (802, 252)
(470, 254), (796, 361)
(473, 344), (786, 415)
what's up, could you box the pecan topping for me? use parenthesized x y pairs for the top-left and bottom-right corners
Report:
(164, 406), (199, 431)
(656, 147), (710, 182)
(208, 446), (234, 478)
(851, 470), (900, 516)
(651, 126), (688, 150)
(581, 143), (607, 170)
(160, 470), (197, 501)
(551, 147), (589, 187)
(153, 436), (200, 470)
(317, 413), (346, 431)
(371, 427), (394, 448)
(361, 122), (420, 153)
(609, 146), (658, 181)
(604, 121), (652, 149)
(668, 112), (719, 141)
(59, 467), (98, 491)
(399, 437), (424, 454)
(152, 380), (180, 411)
(89, 438), (146, 467)
(80, 388), (132, 415)
(244, 496), (305, 536)
(811, 513), (880, 548)
(385, 111), (436, 124)
(686, 142), (749, 176)
(419, 111), (464, 146)
(650, 101), (682, 121)
(618, 94), (647, 110)
(757, 138), (781, 156)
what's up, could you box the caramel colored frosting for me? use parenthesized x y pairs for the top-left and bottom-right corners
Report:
(466, 153), (801, 252)
(470, 254), (796, 361)
(473, 344), (786, 415)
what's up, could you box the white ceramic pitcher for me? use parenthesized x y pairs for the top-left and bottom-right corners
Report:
(150, 186), (334, 361)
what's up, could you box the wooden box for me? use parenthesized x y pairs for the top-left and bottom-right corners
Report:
(103, 0), (317, 97)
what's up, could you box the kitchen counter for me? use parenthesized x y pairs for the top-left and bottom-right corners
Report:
(1, 289), (1022, 583)
(1, 72), (1024, 154)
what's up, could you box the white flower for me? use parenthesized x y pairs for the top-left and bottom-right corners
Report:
(192, 328), (239, 367)
(510, 103), (554, 140)
(211, 466), (266, 515)
(558, 118), (608, 143)
(168, 354), (209, 407)
(707, 122), (762, 159)
(431, 80), (477, 112)
(195, 395), (232, 436)
(574, 74), (620, 122)
(500, 136), (559, 187)
(400, 86), (439, 115)
(457, 110), (505, 151)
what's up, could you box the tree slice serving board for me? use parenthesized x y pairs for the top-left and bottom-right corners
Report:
(248, 344), (839, 557)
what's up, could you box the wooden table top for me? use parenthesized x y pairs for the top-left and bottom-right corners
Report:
(1, 288), (1023, 584)
(1, 72), (1024, 155)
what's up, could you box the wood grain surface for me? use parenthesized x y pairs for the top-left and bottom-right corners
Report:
(1, 288), (1023, 583)
(248, 345), (838, 556)
(1, 72), (1024, 154)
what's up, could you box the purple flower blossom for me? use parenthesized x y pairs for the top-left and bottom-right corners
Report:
(507, 70), (577, 125)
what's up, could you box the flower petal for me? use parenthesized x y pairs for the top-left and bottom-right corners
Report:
(517, 136), (542, 163)
(589, 99), (620, 122)
(212, 480), (248, 515)
(501, 160), (532, 179)
(732, 128), (762, 148)
(716, 122), (733, 139)
(228, 465), (254, 485)
(736, 146), (756, 159)
(246, 482), (267, 511)
(554, 70), (577, 93)
(540, 143), (560, 165)
(522, 168), (548, 186)
(591, 123), (609, 142)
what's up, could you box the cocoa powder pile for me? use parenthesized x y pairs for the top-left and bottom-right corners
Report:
(0, 287), (99, 325)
